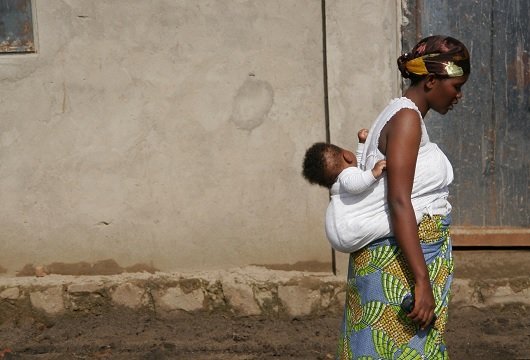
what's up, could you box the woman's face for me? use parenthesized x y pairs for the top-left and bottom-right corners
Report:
(429, 74), (469, 114)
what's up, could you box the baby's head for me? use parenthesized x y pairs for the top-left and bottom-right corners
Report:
(302, 142), (356, 188)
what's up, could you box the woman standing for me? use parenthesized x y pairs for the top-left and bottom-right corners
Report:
(337, 36), (470, 359)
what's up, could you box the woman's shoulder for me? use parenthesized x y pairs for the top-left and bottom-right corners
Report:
(390, 107), (422, 124)
(373, 98), (422, 132)
(386, 97), (422, 117)
(362, 97), (425, 168)
(385, 98), (425, 135)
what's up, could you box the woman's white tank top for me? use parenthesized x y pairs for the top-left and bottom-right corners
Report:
(361, 97), (454, 221)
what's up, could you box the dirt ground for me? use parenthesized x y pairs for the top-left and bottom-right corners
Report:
(0, 303), (529, 360)
(1, 250), (529, 359)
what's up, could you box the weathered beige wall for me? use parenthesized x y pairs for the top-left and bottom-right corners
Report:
(325, 0), (401, 275)
(327, 1), (401, 147)
(0, 0), (400, 275)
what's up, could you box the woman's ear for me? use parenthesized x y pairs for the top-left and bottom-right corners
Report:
(425, 74), (437, 90)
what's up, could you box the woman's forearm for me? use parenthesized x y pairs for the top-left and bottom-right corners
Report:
(388, 198), (429, 282)
(389, 195), (435, 329)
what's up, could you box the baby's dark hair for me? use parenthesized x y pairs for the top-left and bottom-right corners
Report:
(302, 142), (342, 189)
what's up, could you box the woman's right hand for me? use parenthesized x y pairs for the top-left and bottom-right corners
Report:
(408, 278), (436, 329)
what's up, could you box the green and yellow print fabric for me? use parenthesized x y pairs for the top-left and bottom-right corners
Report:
(337, 214), (453, 360)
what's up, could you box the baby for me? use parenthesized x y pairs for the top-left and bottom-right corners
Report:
(302, 129), (386, 192)
(302, 129), (391, 252)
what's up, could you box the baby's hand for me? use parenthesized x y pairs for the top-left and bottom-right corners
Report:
(371, 160), (386, 178)
(357, 128), (369, 143)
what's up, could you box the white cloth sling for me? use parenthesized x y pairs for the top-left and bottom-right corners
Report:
(325, 97), (453, 253)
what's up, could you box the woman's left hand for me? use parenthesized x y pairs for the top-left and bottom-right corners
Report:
(408, 278), (436, 329)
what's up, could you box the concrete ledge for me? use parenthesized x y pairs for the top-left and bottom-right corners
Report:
(0, 267), (346, 320)
(451, 277), (530, 307)
(0, 267), (528, 322)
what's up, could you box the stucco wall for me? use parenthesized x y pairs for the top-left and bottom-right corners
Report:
(326, 0), (401, 274)
(0, 0), (400, 275)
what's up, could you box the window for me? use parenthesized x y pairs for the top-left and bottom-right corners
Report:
(0, 0), (35, 54)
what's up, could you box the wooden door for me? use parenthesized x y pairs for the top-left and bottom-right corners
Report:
(401, 0), (529, 245)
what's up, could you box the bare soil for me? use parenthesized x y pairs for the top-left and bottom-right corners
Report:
(0, 304), (529, 360)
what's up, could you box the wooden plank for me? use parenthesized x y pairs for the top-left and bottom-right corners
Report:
(489, 0), (530, 227)
(452, 227), (530, 247)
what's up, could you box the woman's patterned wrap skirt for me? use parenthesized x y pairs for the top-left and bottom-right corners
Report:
(337, 214), (453, 360)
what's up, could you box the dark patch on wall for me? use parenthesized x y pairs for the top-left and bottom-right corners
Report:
(0, 264), (7, 273)
(230, 77), (274, 131)
(16, 259), (159, 277)
(254, 261), (332, 273)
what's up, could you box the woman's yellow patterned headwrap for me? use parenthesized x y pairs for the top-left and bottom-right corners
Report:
(404, 53), (468, 78)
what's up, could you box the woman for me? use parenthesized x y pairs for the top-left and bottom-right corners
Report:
(337, 35), (470, 359)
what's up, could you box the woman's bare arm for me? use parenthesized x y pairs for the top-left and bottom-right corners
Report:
(380, 108), (435, 329)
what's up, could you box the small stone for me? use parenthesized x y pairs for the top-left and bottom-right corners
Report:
(34, 265), (48, 277)
(67, 283), (103, 294)
(278, 285), (320, 317)
(111, 283), (146, 309)
(223, 279), (261, 315)
(0, 287), (20, 300)
(155, 287), (205, 312)
(30, 286), (65, 314)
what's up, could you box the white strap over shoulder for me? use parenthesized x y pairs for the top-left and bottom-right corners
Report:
(360, 97), (423, 170)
